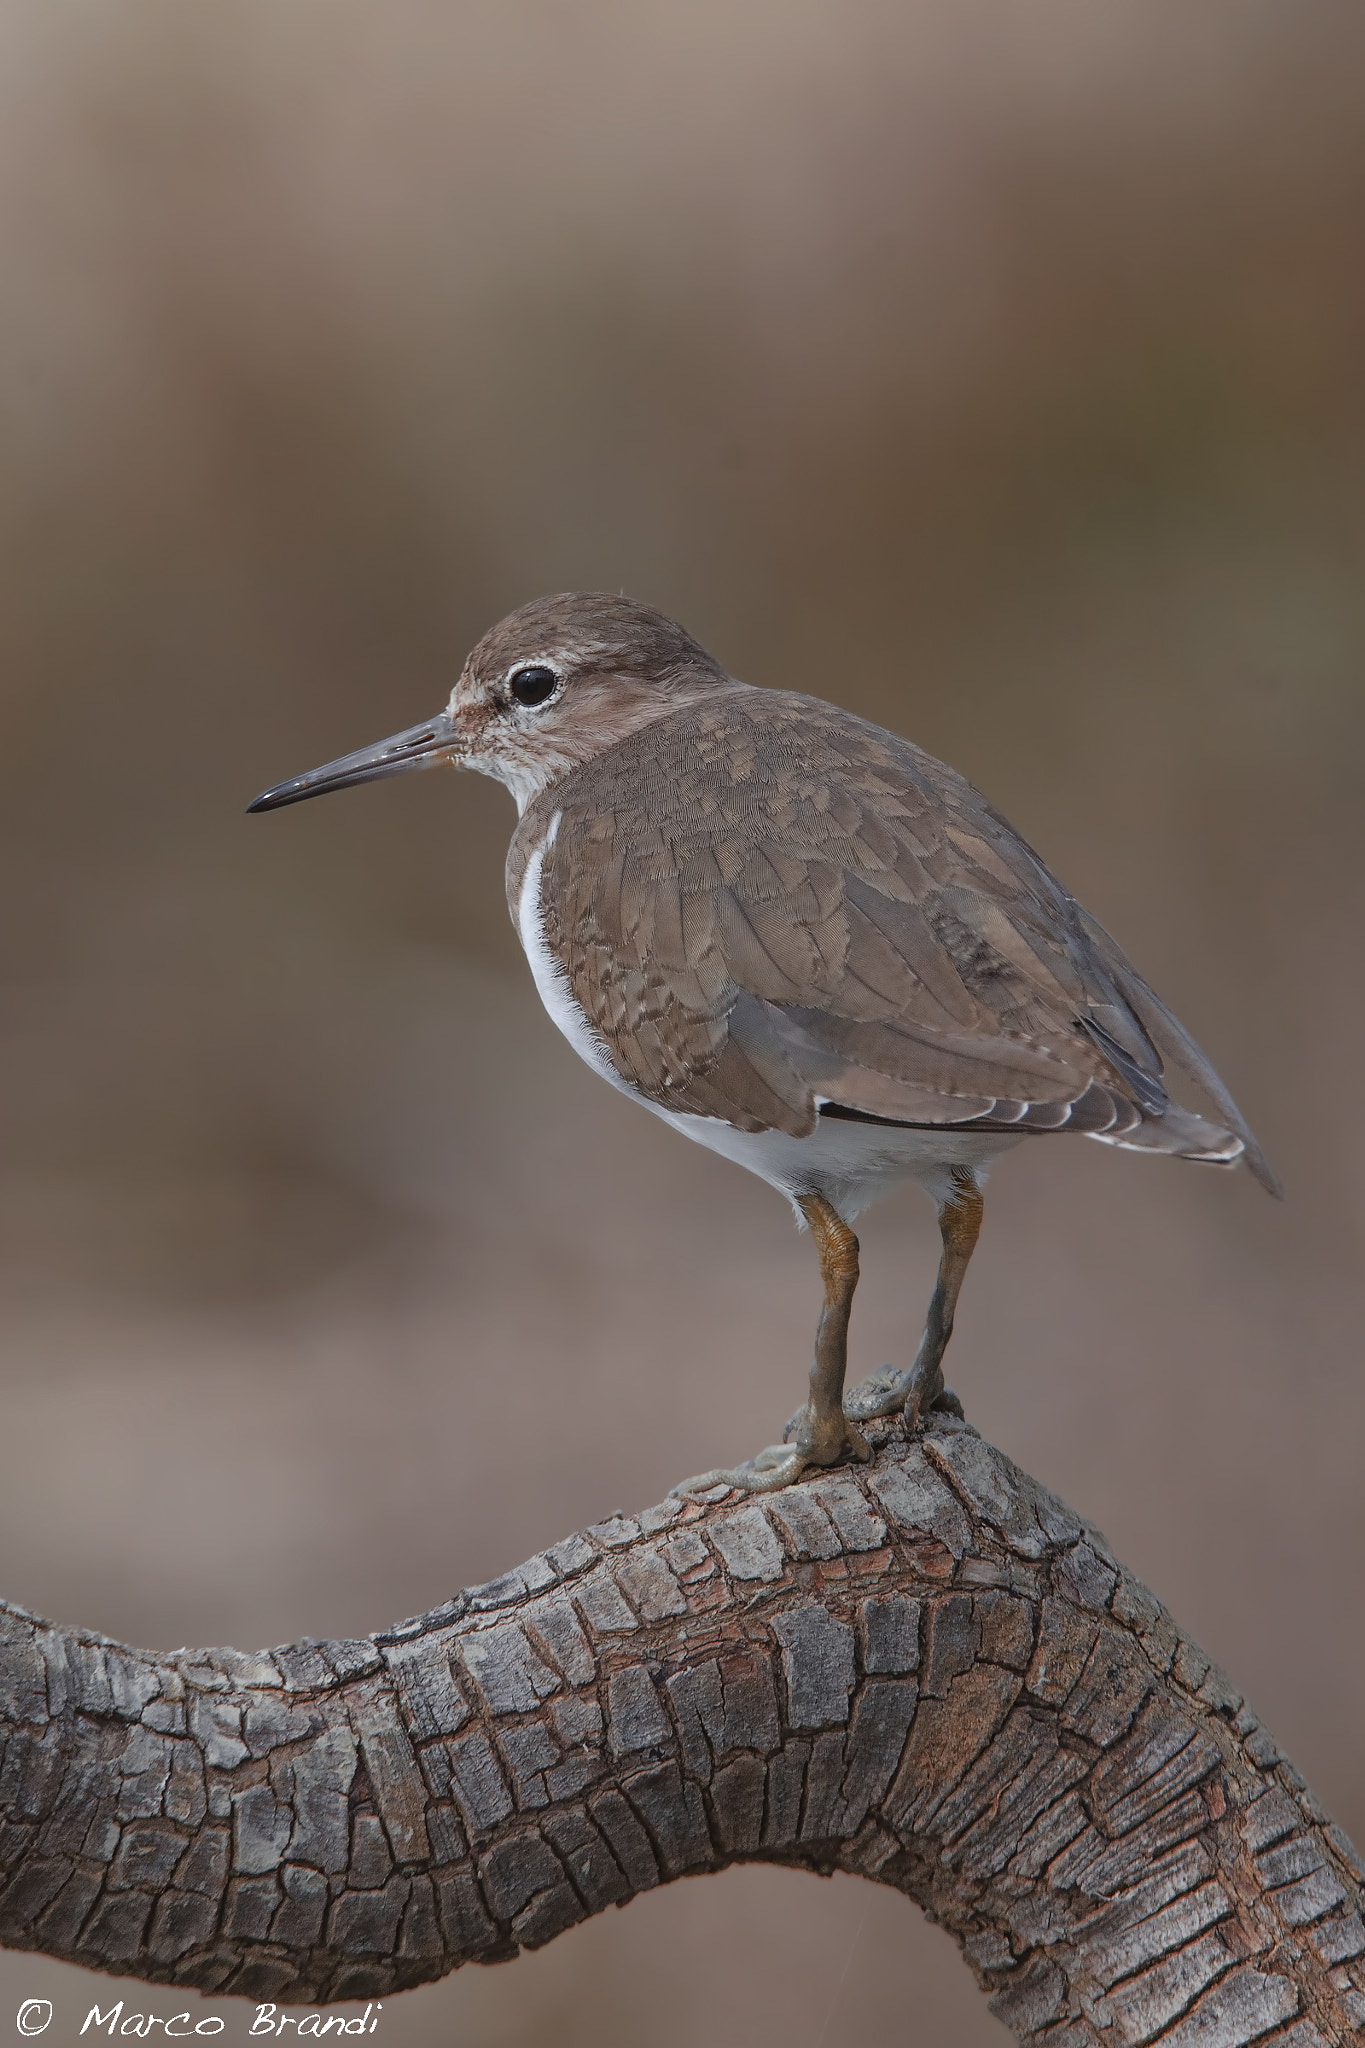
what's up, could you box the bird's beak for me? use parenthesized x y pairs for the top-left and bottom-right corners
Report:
(247, 711), (462, 813)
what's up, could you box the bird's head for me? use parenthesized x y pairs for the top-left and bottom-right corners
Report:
(248, 591), (730, 817)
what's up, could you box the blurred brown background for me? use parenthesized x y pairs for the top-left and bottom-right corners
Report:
(0, 2), (1362, 2041)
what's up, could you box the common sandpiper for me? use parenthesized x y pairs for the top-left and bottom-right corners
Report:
(250, 593), (1277, 1493)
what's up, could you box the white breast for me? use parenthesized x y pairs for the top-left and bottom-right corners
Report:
(516, 826), (634, 1099)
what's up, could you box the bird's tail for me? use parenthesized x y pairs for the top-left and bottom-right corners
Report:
(1076, 906), (1282, 1197)
(1090, 1100), (1247, 1169)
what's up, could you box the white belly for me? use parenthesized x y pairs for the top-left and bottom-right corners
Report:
(516, 834), (1020, 1220)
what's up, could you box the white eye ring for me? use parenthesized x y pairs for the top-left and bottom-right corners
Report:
(507, 664), (560, 709)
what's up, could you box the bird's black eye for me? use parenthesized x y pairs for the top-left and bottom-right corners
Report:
(508, 664), (559, 708)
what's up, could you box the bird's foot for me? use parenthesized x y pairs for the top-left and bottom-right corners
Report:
(842, 1362), (965, 1427)
(670, 1442), (812, 1497)
(672, 1406), (870, 1498)
(841, 1364), (914, 1421)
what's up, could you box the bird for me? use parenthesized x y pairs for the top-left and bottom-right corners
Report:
(249, 592), (1278, 1494)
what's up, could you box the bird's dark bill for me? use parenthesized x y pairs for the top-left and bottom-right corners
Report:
(247, 713), (459, 812)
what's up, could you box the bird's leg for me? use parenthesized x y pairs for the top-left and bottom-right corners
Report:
(843, 1167), (984, 1427)
(671, 1191), (870, 1497)
(789, 1192), (873, 1463)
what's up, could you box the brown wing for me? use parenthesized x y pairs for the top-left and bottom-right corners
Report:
(514, 688), (1276, 1189)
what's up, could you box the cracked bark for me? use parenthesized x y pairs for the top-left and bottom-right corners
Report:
(2, 1416), (1362, 2044)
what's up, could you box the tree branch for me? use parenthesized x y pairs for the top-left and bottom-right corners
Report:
(1, 1415), (1361, 2042)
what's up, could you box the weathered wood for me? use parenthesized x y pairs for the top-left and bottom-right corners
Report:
(1, 1414), (1362, 2042)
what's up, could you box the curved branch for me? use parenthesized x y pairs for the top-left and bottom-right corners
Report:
(1, 1416), (1361, 2043)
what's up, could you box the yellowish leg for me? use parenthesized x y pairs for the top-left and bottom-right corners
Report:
(671, 1191), (871, 1497)
(843, 1167), (984, 1426)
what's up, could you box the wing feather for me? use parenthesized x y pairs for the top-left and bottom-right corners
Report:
(516, 688), (1272, 1181)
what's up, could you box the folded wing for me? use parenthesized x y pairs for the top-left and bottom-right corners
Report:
(530, 689), (1277, 1192)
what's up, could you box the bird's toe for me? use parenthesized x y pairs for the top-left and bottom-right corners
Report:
(671, 1408), (871, 1499)
(843, 1366), (915, 1422)
(670, 1443), (810, 1497)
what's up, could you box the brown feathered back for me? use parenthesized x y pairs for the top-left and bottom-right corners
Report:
(508, 686), (1277, 1191)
